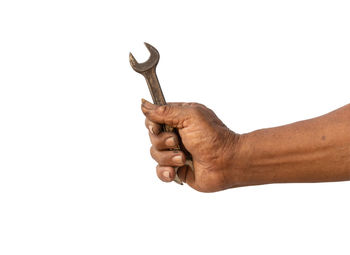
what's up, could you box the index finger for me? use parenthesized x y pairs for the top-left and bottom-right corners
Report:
(145, 118), (161, 135)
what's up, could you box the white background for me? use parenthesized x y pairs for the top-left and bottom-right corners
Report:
(0, 1), (349, 254)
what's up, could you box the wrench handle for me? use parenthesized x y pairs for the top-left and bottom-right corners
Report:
(142, 68), (172, 133)
(143, 68), (166, 106)
(142, 68), (175, 134)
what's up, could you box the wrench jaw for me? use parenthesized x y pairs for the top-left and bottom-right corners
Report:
(129, 42), (160, 73)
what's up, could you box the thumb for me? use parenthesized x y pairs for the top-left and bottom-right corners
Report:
(141, 99), (191, 128)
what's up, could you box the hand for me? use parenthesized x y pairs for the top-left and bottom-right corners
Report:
(141, 99), (244, 192)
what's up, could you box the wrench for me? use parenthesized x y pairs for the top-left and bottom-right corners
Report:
(129, 42), (193, 185)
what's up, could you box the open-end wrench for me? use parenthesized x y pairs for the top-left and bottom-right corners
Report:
(129, 42), (193, 185)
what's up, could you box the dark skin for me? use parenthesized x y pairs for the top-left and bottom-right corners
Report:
(141, 99), (350, 192)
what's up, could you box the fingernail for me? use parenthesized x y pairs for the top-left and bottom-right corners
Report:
(149, 125), (154, 134)
(165, 137), (176, 146)
(162, 171), (170, 179)
(172, 155), (183, 164)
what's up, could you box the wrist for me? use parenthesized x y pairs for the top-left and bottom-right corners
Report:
(221, 130), (255, 189)
(225, 130), (273, 188)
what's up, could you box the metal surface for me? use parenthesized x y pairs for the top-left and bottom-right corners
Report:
(129, 43), (167, 113)
(129, 42), (193, 184)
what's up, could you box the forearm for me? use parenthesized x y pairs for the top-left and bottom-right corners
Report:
(237, 104), (350, 186)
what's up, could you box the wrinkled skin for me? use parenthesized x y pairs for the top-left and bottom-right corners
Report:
(142, 100), (350, 192)
(141, 99), (242, 192)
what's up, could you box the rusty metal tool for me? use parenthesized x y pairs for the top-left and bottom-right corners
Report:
(129, 42), (193, 185)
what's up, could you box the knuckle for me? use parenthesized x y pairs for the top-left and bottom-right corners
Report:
(190, 105), (202, 116)
(156, 171), (163, 181)
(156, 166), (162, 178)
(156, 165), (174, 182)
(196, 103), (206, 109)
(156, 165), (169, 182)
(192, 103), (208, 113)
(152, 137), (162, 149)
(157, 105), (172, 116)
(145, 118), (152, 130)
(191, 102), (202, 107)
(149, 146), (157, 160)
(154, 132), (176, 149)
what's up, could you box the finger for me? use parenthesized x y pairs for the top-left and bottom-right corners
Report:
(141, 99), (193, 128)
(156, 165), (175, 182)
(145, 118), (161, 135)
(177, 165), (198, 190)
(149, 132), (179, 150)
(150, 147), (186, 167)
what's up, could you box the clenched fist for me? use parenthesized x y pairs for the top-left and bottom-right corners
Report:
(141, 99), (244, 192)
(142, 100), (350, 192)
